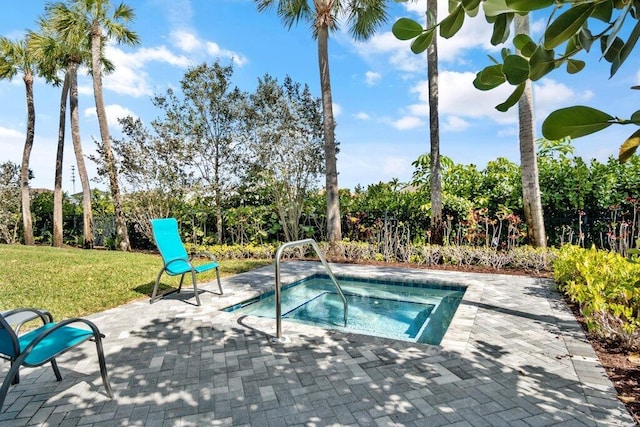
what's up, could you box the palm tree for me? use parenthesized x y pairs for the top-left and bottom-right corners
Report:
(50, 0), (140, 251)
(515, 15), (546, 247)
(44, 4), (98, 249)
(0, 37), (37, 245)
(426, 0), (443, 245)
(29, 19), (69, 248)
(255, 0), (390, 246)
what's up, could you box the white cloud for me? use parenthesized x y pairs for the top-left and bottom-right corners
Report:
(442, 115), (470, 132)
(333, 103), (342, 117)
(103, 44), (191, 97)
(354, 112), (370, 120)
(408, 70), (517, 125)
(392, 116), (425, 130)
(365, 71), (381, 86)
(205, 41), (248, 66)
(172, 30), (202, 52)
(383, 157), (410, 175)
(84, 104), (138, 130)
(534, 78), (592, 119)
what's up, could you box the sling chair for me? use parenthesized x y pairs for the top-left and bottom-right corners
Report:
(150, 218), (223, 306)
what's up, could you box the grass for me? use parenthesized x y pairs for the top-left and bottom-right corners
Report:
(0, 244), (272, 321)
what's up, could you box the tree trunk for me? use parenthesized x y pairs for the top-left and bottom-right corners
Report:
(91, 22), (131, 251)
(427, 0), (444, 245)
(69, 62), (94, 249)
(317, 24), (341, 246)
(515, 15), (546, 247)
(53, 73), (70, 248)
(21, 72), (35, 245)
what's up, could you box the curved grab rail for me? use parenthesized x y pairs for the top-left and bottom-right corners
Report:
(273, 239), (348, 342)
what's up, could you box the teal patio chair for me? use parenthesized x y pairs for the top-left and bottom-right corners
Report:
(150, 218), (223, 306)
(0, 309), (112, 411)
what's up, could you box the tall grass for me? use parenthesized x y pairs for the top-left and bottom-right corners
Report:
(0, 244), (272, 320)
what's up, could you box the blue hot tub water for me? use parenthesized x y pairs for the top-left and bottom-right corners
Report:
(223, 274), (465, 345)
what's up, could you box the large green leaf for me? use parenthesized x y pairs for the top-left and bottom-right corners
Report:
(440, 5), (465, 38)
(544, 4), (594, 49)
(514, 34), (536, 57)
(631, 110), (640, 124)
(619, 129), (640, 162)
(566, 59), (585, 74)
(483, 0), (514, 17)
(411, 30), (434, 54)
(578, 27), (594, 52)
(601, 35), (624, 61)
(496, 82), (525, 112)
(392, 18), (424, 41)
(462, 0), (481, 16)
(542, 106), (614, 140)
(473, 64), (506, 90)
(592, 0), (613, 22)
(491, 13), (513, 45)
(611, 20), (640, 76)
(505, 0), (553, 12)
(529, 46), (556, 80)
(502, 54), (529, 85)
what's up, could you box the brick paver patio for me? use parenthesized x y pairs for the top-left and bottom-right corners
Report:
(0, 262), (634, 426)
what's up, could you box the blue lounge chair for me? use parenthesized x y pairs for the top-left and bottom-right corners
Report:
(0, 309), (112, 411)
(150, 218), (223, 306)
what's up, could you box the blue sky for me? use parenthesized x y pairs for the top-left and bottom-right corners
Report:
(0, 0), (638, 192)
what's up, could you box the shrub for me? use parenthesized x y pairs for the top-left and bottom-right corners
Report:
(554, 245), (640, 350)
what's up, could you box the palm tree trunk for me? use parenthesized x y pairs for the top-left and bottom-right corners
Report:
(69, 62), (94, 249)
(91, 22), (130, 251)
(317, 24), (341, 246)
(427, 0), (444, 245)
(53, 73), (70, 248)
(515, 15), (546, 247)
(21, 72), (35, 245)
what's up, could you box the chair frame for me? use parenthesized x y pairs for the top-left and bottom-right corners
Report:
(150, 218), (223, 306)
(0, 311), (112, 411)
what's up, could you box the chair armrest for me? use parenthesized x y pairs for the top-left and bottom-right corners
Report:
(2, 308), (53, 333)
(18, 318), (105, 365)
(189, 251), (218, 263)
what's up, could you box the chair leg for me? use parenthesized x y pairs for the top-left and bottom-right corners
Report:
(216, 267), (223, 295)
(191, 270), (201, 306)
(0, 359), (23, 412)
(9, 361), (19, 385)
(92, 333), (113, 398)
(51, 359), (62, 381)
(150, 268), (165, 304)
(178, 273), (186, 293)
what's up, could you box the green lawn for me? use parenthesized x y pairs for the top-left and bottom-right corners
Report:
(0, 244), (272, 321)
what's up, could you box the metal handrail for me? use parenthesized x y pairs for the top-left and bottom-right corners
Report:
(272, 239), (348, 343)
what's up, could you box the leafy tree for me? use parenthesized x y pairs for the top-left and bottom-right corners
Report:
(0, 162), (23, 244)
(254, 0), (391, 247)
(151, 62), (246, 243)
(394, 0), (640, 160)
(0, 36), (37, 245)
(243, 75), (325, 241)
(112, 116), (193, 242)
(50, 0), (140, 251)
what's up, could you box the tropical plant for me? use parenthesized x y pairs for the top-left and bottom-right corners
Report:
(0, 36), (37, 245)
(394, 0), (640, 162)
(254, 0), (391, 247)
(515, 14), (546, 247)
(49, 0), (140, 251)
